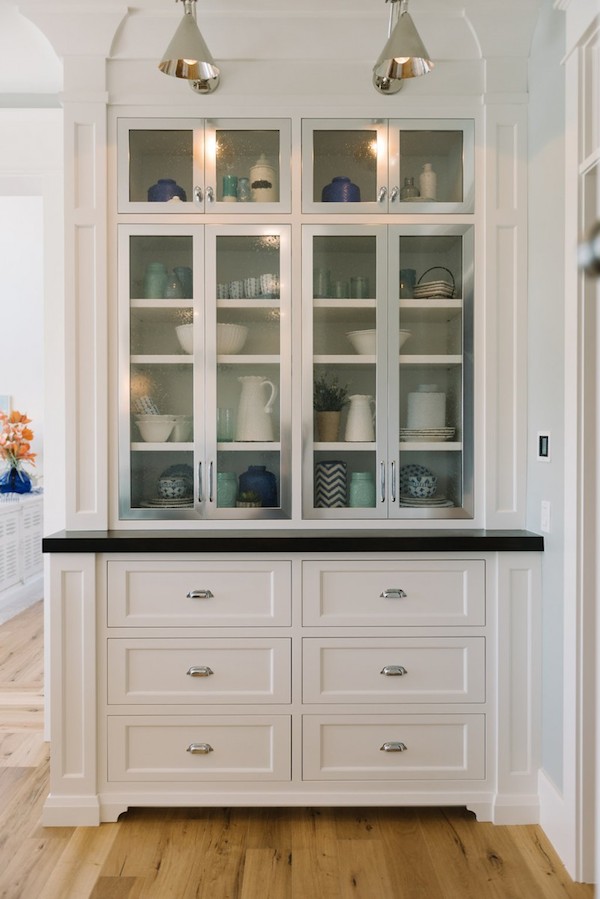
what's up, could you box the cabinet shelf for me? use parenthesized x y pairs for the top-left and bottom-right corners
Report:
(218, 442), (281, 451)
(217, 355), (280, 364)
(217, 299), (280, 310)
(314, 355), (376, 365)
(130, 299), (193, 310)
(130, 355), (193, 364)
(314, 442), (375, 451)
(399, 441), (463, 452)
(400, 355), (463, 366)
(131, 442), (192, 451)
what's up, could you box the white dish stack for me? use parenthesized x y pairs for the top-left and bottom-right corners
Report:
(407, 386), (446, 429)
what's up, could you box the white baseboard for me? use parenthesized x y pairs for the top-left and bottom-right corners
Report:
(0, 574), (43, 624)
(538, 768), (576, 879)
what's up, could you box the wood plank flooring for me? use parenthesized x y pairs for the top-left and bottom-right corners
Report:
(0, 601), (594, 899)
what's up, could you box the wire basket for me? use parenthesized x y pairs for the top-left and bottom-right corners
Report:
(414, 266), (456, 298)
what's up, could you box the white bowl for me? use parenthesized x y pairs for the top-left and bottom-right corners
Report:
(170, 415), (193, 442)
(137, 418), (175, 442)
(135, 414), (176, 422)
(175, 323), (193, 354)
(217, 323), (249, 354)
(399, 329), (412, 349)
(347, 329), (376, 355)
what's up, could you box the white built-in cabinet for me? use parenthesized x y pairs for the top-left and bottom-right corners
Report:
(0, 494), (43, 606)
(116, 116), (476, 522)
(42, 548), (541, 826)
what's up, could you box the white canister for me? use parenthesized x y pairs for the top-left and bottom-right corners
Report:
(419, 163), (437, 200)
(250, 153), (277, 202)
(407, 391), (446, 428)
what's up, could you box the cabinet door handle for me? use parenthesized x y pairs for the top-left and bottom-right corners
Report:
(186, 589), (214, 599)
(380, 665), (408, 676)
(193, 185), (203, 203)
(380, 741), (407, 753)
(187, 666), (214, 677)
(390, 461), (396, 503)
(389, 185), (400, 202)
(377, 186), (387, 202)
(205, 186), (215, 202)
(380, 588), (407, 599)
(198, 462), (203, 502)
(187, 743), (213, 754)
(209, 461), (214, 503)
(380, 461), (386, 502)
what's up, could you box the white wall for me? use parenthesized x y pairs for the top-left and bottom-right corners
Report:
(527, 0), (566, 790)
(0, 195), (44, 476)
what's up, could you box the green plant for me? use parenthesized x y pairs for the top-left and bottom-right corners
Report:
(237, 490), (262, 504)
(313, 373), (349, 412)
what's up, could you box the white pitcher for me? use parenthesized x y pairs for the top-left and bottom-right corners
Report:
(235, 376), (278, 442)
(344, 394), (376, 442)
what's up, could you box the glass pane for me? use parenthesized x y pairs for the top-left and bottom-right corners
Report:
(214, 233), (282, 511)
(128, 130), (193, 204)
(130, 235), (194, 300)
(312, 130), (378, 204)
(215, 130), (280, 203)
(397, 233), (464, 512)
(312, 233), (378, 512)
(398, 130), (464, 204)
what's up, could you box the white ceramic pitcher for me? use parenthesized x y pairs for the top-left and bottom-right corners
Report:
(235, 376), (278, 442)
(344, 394), (376, 442)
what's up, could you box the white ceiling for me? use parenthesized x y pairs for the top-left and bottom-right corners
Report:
(2, 0), (545, 96)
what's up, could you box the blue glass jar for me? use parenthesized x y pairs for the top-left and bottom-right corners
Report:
(147, 178), (187, 202)
(0, 467), (31, 494)
(238, 465), (277, 507)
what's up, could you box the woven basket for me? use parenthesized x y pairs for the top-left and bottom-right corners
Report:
(414, 266), (456, 298)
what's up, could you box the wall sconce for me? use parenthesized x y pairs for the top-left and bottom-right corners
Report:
(373, 0), (434, 95)
(158, 0), (220, 94)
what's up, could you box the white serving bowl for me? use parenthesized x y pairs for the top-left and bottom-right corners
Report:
(347, 329), (376, 355)
(170, 415), (193, 442)
(399, 329), (412, 349)
(137, 418), (175, 443)
(175, 323), (193, 354)
(217, 323), (249, 354)
(134, 414), (175, 422)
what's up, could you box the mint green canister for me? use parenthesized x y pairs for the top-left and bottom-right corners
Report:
(349, 471), (376, 507)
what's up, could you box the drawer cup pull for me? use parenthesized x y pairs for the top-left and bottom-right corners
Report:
(187, 742), (213, 754)
(380, 741), (407, 753)
(187, 666), (214, 678)
(380, 588), (407, 599)
(380, 665), (408, 677)
(186, 589), (214, 599)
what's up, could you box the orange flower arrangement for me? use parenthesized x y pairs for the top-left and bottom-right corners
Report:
(0, 410), (37, 470)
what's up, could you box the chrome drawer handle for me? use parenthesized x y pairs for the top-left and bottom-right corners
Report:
(377, 185), (387, 202)
(187, 666), (214, 677)
(380, 665), (407, 677)
(380, 741), (407, 753)
(206, 185), (215, 202)
(193, 185), (203, 203)
(380, 588), (407, 599)
(187, 743), (213, 754)
(389, 185), (400, 202)
(186, 589), (214, 599)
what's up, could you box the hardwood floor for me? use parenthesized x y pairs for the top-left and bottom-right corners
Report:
(0, 601), (594, 899)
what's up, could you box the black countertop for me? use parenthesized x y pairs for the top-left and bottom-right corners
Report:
(42, 529), (544, 554)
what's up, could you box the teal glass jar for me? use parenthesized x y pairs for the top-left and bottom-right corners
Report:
(217, 471), (238, 508)
(349, 471), (376, 508)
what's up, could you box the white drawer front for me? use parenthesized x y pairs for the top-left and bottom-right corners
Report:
(303, 715), (485, 781)
(303, 638), (485, 704)
(108, 638), (291, 704)
(108, 715), (291, 781)
(302, 560), (485, 626)
(107, 560), (291, 627)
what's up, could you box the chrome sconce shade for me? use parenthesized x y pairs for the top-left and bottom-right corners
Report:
(373, 0), (434, 95)
(158, 0), (220, 94)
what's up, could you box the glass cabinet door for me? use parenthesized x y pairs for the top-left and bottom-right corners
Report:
(117, 118), (291, 214)
(388, 119), (475, 213)
(302, 120), (389, 214)
(119, 224), (291, 520)
(204, 225), (291, 518)
(302, 226), (388, 518)
(204, 119), (291, 213)
(389, 225), (474, 518)
(119, 224), (201, 519)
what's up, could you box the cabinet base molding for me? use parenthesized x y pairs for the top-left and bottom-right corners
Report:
(42, 794), (101, 827)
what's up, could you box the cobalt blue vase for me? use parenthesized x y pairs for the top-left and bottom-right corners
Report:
(238, 465), (277, 508)
(0, 467), (32, 494)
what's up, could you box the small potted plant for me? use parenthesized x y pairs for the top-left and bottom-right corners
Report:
(235, 490), (262, 508)
(313, 373), (349, 442)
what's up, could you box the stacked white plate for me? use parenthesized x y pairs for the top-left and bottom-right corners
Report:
(140, 497), (194, 508)
(414, 280), (454, 299)
(400, 495), (454, 507)
(400, 427), (455, 442)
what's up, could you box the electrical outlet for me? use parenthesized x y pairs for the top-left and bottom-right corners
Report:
(541, 501), (551, 533)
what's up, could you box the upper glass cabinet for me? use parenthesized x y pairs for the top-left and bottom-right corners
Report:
(302, 119), (474, 214)
(117, 118), (292, 214)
